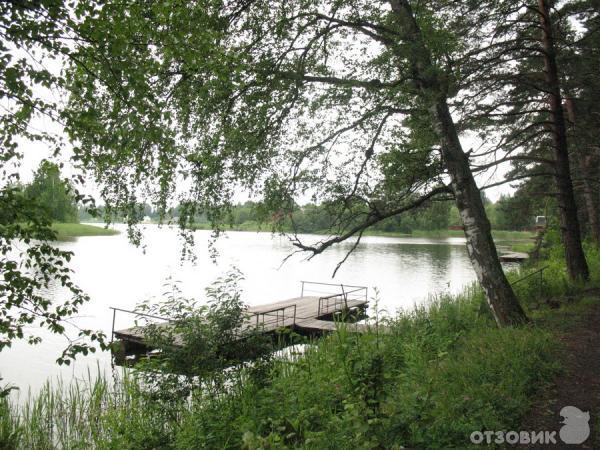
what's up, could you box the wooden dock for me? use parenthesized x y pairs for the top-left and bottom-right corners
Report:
(499, 251), (529, 262)
(111, 282), (371, 362)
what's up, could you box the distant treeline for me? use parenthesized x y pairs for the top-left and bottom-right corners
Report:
(214, 196), (543, 233)
(84, 192), (546, 234)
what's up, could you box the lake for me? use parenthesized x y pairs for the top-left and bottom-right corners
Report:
(0, 224), (482, 396)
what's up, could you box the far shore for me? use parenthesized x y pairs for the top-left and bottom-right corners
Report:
(52, 222), (120, 241)
(78, 219), (535, 251)
(185, 221), (535, 242)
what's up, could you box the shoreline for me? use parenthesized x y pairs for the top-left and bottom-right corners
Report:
(78, 220), (535, 250)
(52, 222), (120, 241)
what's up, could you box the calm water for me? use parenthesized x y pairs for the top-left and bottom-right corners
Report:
(0, 224), (479, 395)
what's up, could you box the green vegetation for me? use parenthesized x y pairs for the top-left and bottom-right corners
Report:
(0, 320), (558, 449)
(51, 223), (119, 241)
(24, 162), (79, 224)
(192, 219), (534, 242)
(0, 166), (107, 362)
(504, 242), (536, 254)
(404, 229), (535, 241)
(2, 243), (597, 449)
(134, 269), (274, 389)
(182, 200), (538, 237)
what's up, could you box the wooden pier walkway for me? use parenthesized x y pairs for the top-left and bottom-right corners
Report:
(111, 282), (371, 360)
(499, 251), (529, 262)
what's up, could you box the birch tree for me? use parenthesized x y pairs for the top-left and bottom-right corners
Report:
(65, 0), (529, 325)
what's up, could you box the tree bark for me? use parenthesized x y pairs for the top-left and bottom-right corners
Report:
(581, 155), (600, 244)
(388, 0), (528, 326)
(581, 153), (600, 243)
(565, 99), (600, 244)
(433, 100), (529, 325)
(537, 0), (590, 280)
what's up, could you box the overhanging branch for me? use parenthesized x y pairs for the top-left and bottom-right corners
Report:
(289, 184), (452, 258)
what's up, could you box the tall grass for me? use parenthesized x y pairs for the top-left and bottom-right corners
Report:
(1, 370), (183, 450)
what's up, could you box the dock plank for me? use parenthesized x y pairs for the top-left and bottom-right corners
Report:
(499, 251), (529, 262)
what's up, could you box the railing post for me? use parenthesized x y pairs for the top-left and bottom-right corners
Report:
(340, 284), (348, 310)
(301, 281), (305, 298)
(111, 308), (116, 343)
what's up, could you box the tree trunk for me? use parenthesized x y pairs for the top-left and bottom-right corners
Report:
(388, 0), (528, 326)
(582, 153), (600, 243)
(537, 0), (590, 280)
(565, 99), (600, 244)
(433, 100), (529, 325)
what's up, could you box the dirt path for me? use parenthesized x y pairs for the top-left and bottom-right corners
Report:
(519, 293), (600, 449)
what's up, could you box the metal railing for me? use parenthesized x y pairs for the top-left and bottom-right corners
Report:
(318, 292), (345, 317)
(250, 304), (297, 330)
(109, 307), (171, 342)
(510, 266), (549, 297)
(301, 281), (367, 300)
(316, 287), (368, 317)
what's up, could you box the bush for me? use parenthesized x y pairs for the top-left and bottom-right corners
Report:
(133, 269), (275, 401)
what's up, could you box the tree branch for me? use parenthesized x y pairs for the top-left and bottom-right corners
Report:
(289, 184), (452, 257)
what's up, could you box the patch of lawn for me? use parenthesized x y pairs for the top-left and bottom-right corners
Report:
(51, 222), (119, 241)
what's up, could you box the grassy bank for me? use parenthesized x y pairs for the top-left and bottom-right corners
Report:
(4, 243), (597, 449)
(51, 223), (119, 241)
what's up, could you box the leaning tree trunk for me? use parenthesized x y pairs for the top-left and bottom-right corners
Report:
(432, 100), (529, 325)
(537, 0), (590, 281)
(389, 0), (528, 326)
